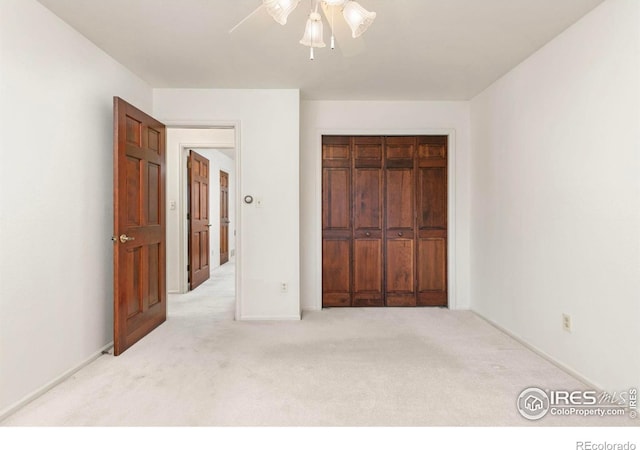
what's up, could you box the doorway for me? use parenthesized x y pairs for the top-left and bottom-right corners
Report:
(164, 127), (237, 299)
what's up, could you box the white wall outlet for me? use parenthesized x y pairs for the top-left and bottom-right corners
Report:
(280, 282), (288, 293)
(255, 197), (263, 208)
(169, 200), (176, 210)
(562, 314), (572, 332)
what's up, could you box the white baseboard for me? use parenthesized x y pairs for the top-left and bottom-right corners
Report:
(472, 311), (601, 391)
(301, 305), (322, 312)
(237, 314), (301, 321)
(0, 342), (114, 422)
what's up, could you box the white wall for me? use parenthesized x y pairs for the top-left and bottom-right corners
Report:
(165, 128), (236, 293)
(470, 0), (640, 391)
(154, 89), (301, 320)
(300, 101), (471, 311)
(0, 0), (153, 415)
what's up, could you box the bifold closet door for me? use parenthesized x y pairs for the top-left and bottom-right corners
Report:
(322, 134), (447, 308)
(416, 137), (448, 306)
(322, 136), (352, 306)
(352, 137), (384, 306)
(385, 137), (417, 306)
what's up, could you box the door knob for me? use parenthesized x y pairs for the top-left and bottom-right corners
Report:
(206, 224), (212, 228)
(397, 232), (404, 236)
(365, 232), (371, 237)
(119, 234), (135, 243)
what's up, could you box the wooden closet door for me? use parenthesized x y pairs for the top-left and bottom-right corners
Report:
(416, 136), (448, 306)
(322, 136), (352, 307)
(322, 134), (447, 308)
(385, 137), (417, 306)
(352, 137), (384, 306)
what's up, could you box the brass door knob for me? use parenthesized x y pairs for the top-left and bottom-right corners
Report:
(119, 234), (135, 243)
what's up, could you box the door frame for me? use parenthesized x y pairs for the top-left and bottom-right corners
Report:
(167, 121), (241, 321)
(314, 128), (458, 310)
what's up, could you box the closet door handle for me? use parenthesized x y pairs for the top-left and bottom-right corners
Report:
(397, 232), (404, 237)
(365, 232), (371, 237)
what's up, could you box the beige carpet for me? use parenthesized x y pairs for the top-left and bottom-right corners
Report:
(0, 261), (631, 426)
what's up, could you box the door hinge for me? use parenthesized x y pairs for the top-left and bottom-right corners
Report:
(187, 264), (190, 272)
(187, 213), (190, 220)
(187, 160), (191, 169)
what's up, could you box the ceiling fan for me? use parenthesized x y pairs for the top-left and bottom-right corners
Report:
(229, 0), (376, 59)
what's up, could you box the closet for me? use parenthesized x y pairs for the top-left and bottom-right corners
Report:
(322, 135), (447, 307)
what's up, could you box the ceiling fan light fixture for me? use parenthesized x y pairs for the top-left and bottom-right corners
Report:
(263, 0), (301, 25)
(342, 1), (376, 38)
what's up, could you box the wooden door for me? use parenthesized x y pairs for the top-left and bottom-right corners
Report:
(220, 170), (230, 265)
(322, 136), (352, 306)
(113, 97), (166, 355)
(416, 136), (448, 306)
(188, 151), (211, 290)
(385, 137), (417, 306)
(352, 137), (384, 306)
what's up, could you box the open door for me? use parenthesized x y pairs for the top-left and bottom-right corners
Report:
(188, 150), (211, 290)
(220, 170), (230, 265)
(113, 97), (166, 355)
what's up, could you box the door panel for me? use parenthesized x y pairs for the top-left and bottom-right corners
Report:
(322, 239), (351, 306)
(113, 97), (166, 355)
(189, 151), (211, 290)
(147, 163), (161, 225)
(354, 169), (382, 230)
(354, 136), (383, 168)
(418, 167), (447, 230)
(353, 213), (383, 307)
(418, 238), (446, 289)
(386, 239), (415, 292)
(148, 243), (161, 306)
(322, 168), (351, 230)
(353, 240), (382, 292)
(386, 169), (413, 229)
(220, 170), (230, 265)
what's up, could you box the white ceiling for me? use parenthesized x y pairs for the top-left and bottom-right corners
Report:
(37, 0), (604, 100)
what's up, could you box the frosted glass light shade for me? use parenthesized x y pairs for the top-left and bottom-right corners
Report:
(263, 0), (301, 25)
(299, 12), (326, 48)
(322, 0), (347, 6)
(342, 1), (376, 38)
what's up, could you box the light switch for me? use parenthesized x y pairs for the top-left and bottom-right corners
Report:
(169, 200), (176, 211)
(255, 197), (263, 208)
